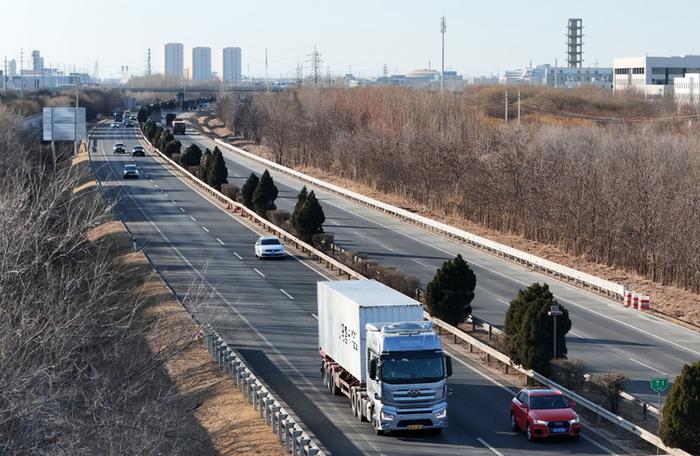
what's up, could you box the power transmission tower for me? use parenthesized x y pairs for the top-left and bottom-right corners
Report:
(440, 16), (446, 93)
(295, 61), (303, 86)
(307, 46), (322, 87)
(382, 64), (388, 81)
(146, 48), (152, 76)
(326, 66), (331, 86)
(265, 48), (269, 91)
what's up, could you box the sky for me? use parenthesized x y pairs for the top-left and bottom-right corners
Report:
(2, 0), (700, 79)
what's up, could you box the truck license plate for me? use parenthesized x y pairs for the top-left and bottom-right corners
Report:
(407, 424), (423, 430)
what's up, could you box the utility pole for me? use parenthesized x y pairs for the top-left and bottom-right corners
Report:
(440, 16), (446, 93)
(505, 91), (508, 121)
(147, 48), (152, 76)
(20, 48), (24, 96)
(382, 63), (388, 81)
(295, 61), (303, 86)
(554, 58), (558, 88)
(517, 90), (521, 125)
(265, 48), (269, 91)
(3, 56), (7, 96)
(548, 305), (562, 359)
(74, 76), (79, 156)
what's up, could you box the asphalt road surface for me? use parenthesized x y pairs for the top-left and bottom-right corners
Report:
(89, 123), (623, 456)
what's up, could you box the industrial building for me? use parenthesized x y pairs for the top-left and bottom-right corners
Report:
(222, 47), (242, 84)
(164, 43), (184, 78)
(613, 55), (700, 96)
(191, 47), (212, 81)
(674, 73), (700, 106)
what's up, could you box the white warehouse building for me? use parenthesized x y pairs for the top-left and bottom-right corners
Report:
(674, 73), (700, 106)
(613, 55), (700, 96)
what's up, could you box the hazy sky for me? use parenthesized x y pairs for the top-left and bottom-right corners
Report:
(2, 0), (700, 79)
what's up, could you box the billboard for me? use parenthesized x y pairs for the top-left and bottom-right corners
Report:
(43, 107), (86, 141)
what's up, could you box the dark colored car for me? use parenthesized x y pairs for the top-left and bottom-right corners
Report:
(132, 145), (145, 157)
(511, 389), (581, 441)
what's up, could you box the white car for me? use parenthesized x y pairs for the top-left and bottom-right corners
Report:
(122, 164), (139, 179)
(113, 143), (126, 154)
(255, 236), (285, 259)
(110, 122), (121, 128)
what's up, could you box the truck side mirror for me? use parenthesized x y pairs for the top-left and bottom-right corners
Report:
(445, 356), (453, 377)
(369, 359), (377, 380)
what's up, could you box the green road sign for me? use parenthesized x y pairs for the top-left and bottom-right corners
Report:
(650, 377), (669, 393)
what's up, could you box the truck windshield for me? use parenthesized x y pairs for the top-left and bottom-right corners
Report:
(381, 354), (444, 384)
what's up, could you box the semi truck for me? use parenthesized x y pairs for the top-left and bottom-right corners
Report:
(172, 120), (186, 135)
(318, 280), (452, 435)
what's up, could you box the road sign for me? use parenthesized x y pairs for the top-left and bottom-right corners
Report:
(650, 377), (669, 393)
(43, 107), (86, 141)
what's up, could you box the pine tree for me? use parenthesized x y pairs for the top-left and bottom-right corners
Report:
(252, 169), (279, 215)
(293, 186), (308, 215)
(241, 172), (259, 208)
(505, 283), (571, 376)
(291, 190), (325, 242)
(424, 254), (476, 326)
(661, 362), (700, 454)
(207, 147), (228, 190)
(198, 149), (212, 180)
(164, 140), (181, 157)
(181, 143), (202, 167)
(137, 107), (149, 124)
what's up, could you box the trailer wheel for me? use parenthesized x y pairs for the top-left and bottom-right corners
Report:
(356, 395), (366, 422)
(350, 390), (358, 416)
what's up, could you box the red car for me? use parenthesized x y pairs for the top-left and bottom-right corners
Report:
(510, 389), (581, 441)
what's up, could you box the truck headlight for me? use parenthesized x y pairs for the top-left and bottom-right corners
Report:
(533, 419), (547, 425)
(435, 408), (447, 420)
(569, 417), (580, 424)
(380, 411), (395, 421)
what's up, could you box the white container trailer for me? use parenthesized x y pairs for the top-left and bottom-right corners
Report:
(318, 280), (452, 435)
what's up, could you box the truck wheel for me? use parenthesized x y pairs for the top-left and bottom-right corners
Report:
(372, 410), (384, 436)
(351, 391), (358, 416)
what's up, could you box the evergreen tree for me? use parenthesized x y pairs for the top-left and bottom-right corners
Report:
(293, 186), (308, 215)
(240, 172), (259, 208)
(424, 254), (476, 326)
(661, 362), (700, 454)
(291, 190), (325, 242)
(206, 147), (228, 190)
(164, 140), (181, 157)
(505, 283), (571, 376)
(157, 131), (174, 151)
(137, 107), (149, 124)
(181, 143), (202, 167)
(198, 149), (212, 180)
(252, 169), (279, 215)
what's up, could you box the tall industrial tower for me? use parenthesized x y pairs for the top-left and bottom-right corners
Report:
(146, 48), (152, 76)
(566, 18), (583, 68)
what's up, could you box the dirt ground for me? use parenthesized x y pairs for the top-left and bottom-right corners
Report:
(193, 115), (700, 330)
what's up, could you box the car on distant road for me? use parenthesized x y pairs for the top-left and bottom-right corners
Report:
(113, 143), (126, 154)
(132, 145), (145, 157)
(110, 122), (120, 128)
(254, 236), (286, 259)
(125, 121), (134, 127)
(511, 389), (581, 441)
(122, 164), (139, 179)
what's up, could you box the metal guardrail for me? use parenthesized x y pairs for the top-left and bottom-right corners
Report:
(136, 126), (685, 455)
(424, 312), (690, 456)
(213, 137), (628, 300)
(204, 325), (325, 456)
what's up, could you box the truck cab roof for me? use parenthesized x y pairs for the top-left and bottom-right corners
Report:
(367, 321), (442, 354)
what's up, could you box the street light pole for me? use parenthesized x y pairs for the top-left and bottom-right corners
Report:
(548, 305), (562, 359)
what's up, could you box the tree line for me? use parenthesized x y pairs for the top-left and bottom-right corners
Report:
(217, 87), (700, 294)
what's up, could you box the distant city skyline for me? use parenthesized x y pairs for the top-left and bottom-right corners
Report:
(3, 0), (700, 79)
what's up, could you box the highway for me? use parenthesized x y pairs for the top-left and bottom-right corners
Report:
(177, 126), (700, 406)
(89, 123), (622, 455)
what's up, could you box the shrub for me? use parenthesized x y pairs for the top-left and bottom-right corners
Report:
(550, 358), (587, 391)
(661, 362), (700, 453)
(180, 144), (202, 167)
(267, 209), (291, 228)
(589, 373), (628, 413)
(221, 183), (240, 201)
(424, 254), (476, 326)
(164, 140), (181, 157)
(376, 266), (421, 299)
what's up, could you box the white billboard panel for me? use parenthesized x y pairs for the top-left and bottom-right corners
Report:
(43, 107), (86, 141)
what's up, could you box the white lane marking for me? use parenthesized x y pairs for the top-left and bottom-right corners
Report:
(352, 230), (366, 238)
(217, 238), (225, 245)
(497, 298), (510, 306)
(154, 184), (159, 188)
(253, 268), (265, 278)
(171, 200), (177, 204)
(377, 242), (394, 252)
(329, 220), (340, 226)
(180, 207), (186, 212)
(233, 252), (243, 260)
(280, 289), (295, 300)
(311, 313), (318, 320)
(629, 357), (668, 375)
(476, 438), (504, 456)
(164, 193), (168, 197)
(569, 330), (584, 338)
(190, 216), (197, 222)
(413, 258), (432, 268)
(149, 179), (153, 183)
(201, 226), (210, 233)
